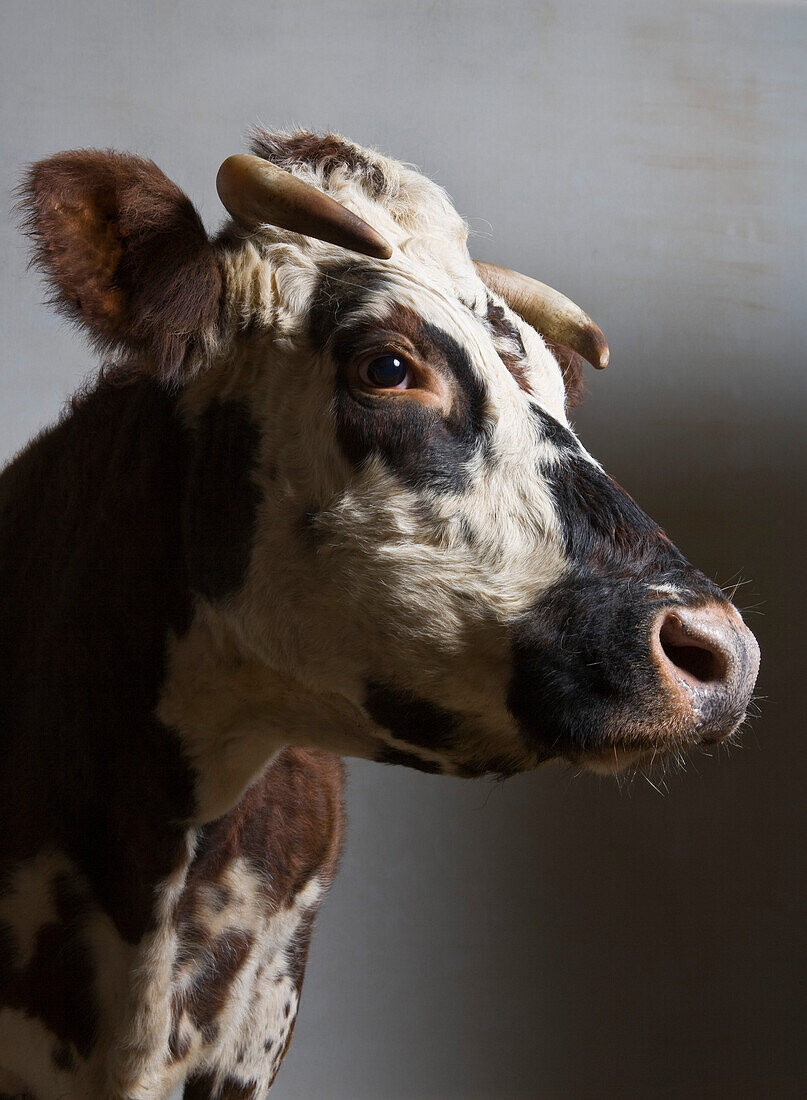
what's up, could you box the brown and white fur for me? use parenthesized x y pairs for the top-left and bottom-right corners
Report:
(0, 129), (759, 1098)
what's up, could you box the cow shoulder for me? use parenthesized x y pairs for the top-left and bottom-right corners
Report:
(159, 749), (346, 1093)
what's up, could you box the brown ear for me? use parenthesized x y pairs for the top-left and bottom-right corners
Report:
(18, 149), (222, 379)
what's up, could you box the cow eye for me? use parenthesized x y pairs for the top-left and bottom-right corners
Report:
(359, 353), (412, 390)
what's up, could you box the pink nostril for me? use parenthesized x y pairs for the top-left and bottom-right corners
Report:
(657, 612), (729, 688)
(653, 601), (760, 697)
(651, 602), (760, 741)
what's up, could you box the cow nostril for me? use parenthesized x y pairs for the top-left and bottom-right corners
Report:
(657, 613), (728, 688)
(651, 602), (760, 743)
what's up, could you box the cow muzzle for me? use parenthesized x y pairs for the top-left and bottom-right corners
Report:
(508, 575), (761, 769)
(652, 601), (760, 744)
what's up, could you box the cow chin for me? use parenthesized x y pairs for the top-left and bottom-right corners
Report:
(573, 745), (656, 776)
(564, 720), (712, 778)
(560, 674), (753, 776)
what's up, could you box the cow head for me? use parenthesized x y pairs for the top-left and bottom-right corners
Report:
(20, 130), (759, 794)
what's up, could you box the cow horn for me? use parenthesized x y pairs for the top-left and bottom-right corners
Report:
(474, 261), (609, 370)
(216, 153), (393, 260)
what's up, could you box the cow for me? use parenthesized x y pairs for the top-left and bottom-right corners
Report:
(0, 129), (759, 1099)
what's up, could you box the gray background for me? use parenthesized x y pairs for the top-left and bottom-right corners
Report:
(1, 1), (805, 1096)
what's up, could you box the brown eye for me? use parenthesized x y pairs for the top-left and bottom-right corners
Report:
(358, 353), (412, 390)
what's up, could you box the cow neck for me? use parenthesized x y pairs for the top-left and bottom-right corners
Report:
(0, 374), (195, 943)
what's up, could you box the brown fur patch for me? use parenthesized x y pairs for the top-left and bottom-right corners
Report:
(184, 1070), (259, 1099)
(17, 149), (222, 379)
(544, 338), (588, 408)
(175, 749), (345, 919)
(165, 750), (344, 1079)
(250, 127), (390, 197)
(0, 377), (195, 944)
(172, 927), (255, 1047)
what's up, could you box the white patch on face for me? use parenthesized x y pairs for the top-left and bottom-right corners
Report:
(174, 137), (592, 778)
(218, 272), (571, 768)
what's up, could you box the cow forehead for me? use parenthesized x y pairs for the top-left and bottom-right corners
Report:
(248, 127), (471, 256)
(218, 130), (568, 417)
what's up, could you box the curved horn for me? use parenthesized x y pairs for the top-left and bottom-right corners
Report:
(474, 260), (609, 370)
(217, 154), (392, 260)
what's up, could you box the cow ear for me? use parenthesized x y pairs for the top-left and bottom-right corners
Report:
(18, 149), (223, 380)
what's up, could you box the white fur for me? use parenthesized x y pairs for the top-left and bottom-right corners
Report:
(163, 132), (586, 808)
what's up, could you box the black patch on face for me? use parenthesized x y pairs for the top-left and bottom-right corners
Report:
(365, 682), (459, 752)
(485, 296), (527, 359)
(485, 295), (530, 391)
(183, 398), (262, 601)
(530, 405), (692, 579)
(306, 262), (388, 351)
(529, 404), (579, 452)
(509, 575), (671, 753)
(334, 321), (488, 494)
(509, 406), (725, 756)
(553, 456), (683, 574)
(310, 264), (489, 494)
